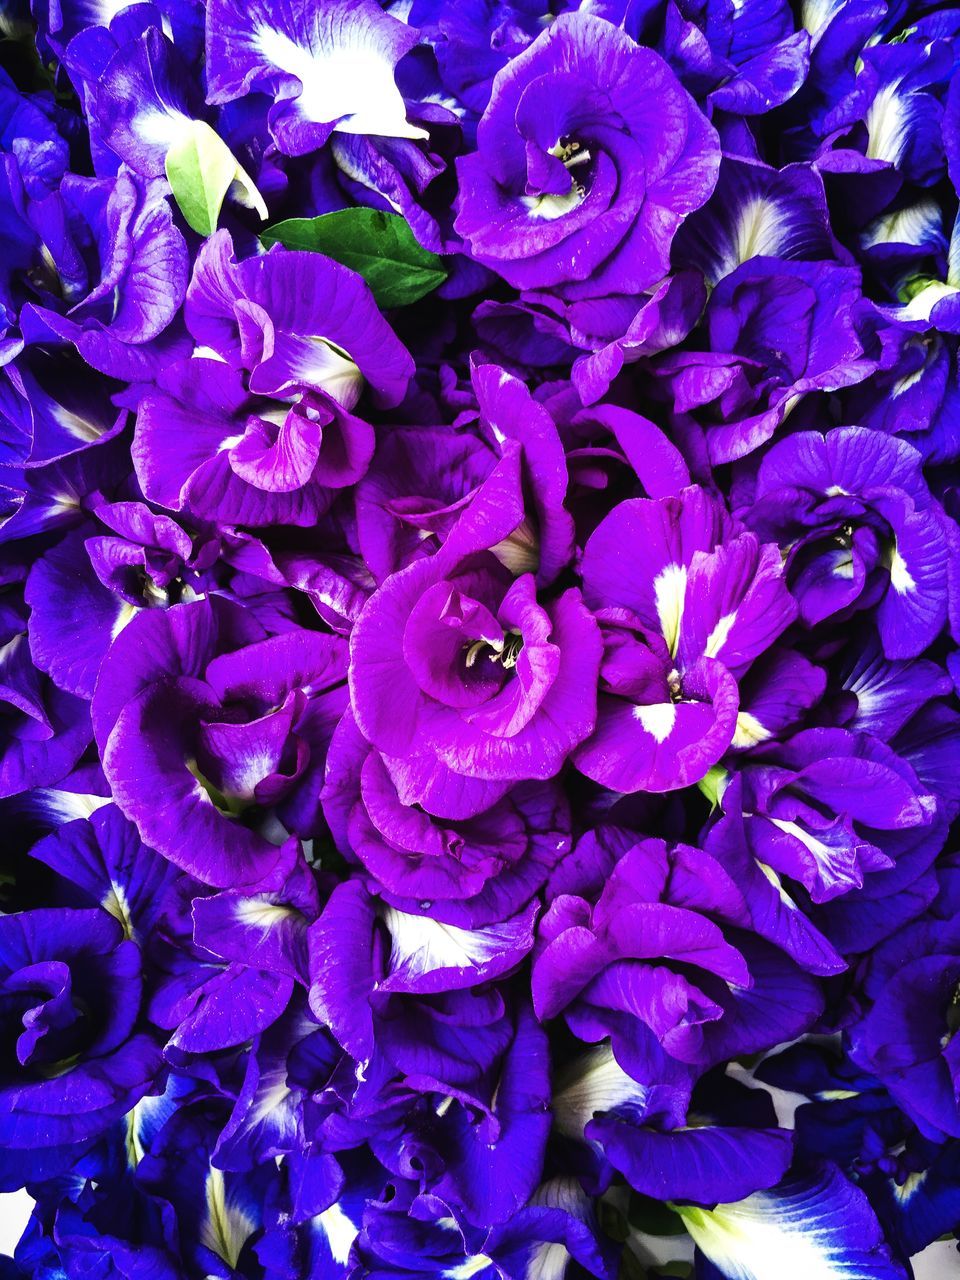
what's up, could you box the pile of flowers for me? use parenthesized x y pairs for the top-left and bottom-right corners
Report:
(2, 0), (960, 1274)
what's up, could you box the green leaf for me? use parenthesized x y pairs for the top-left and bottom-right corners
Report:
(696, 765), (729, 811)
(261, 209), (447, 308)
(165, 119), (267, 238)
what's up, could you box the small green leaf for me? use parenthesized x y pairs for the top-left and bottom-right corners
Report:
(165, 119), (267, 237)
(696, 765), (729, 811)
(261, 208), (447, 308)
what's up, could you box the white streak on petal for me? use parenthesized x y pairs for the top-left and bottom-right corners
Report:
(102, 881), (136, 941)
(862, 200), (941, 250)
(254, 25), (427, 141)
(445, 1256), (493, 1279)
(382, 908), (504, 976)
(653, 563), (687, 658)
(520, 184), (585, 222)
(704, 611), (737, 660)
(899, 280), (959, 322)
(52, 404), (104, 442)
(316, 1201), (359, 1266)
(553, 1043), (649, 1139)
(732, 712), (771, 749)
(865, 82), (909, 166)
(234, 898), (298, 929)
(633, 702), (677, 744)
(201, 1168), (256, 1269)
(801, 0), (842, 37)
(732, 198), (789, 267)
(528, 1242), (570, 1280)
(887, 544), (916, 595)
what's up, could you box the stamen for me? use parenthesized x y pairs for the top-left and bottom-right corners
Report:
(463, 631), (523, 671)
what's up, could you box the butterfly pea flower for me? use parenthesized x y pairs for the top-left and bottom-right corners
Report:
(356, 360), (572, 587)
(532, 829), (823, 1097)
(650, 258), (874, 464)
(808, 28), (957, 190)
(574, 486), (796, 795)
(35, 0), (203, 64)
(850, 861), (960, 1144)
(205, 0), (427, 157)
(310, 902), (549, 1227)
(322, 710), (570, 928)
(133, 1102), (283, 1277)
(454, 12), (721, 299)
(758, 1041), (960, 1260)
(407, 0), (550, 119)
(714, 726), (943, 956)
(93, 597), (348, 888)
(551, 1037), (793, 1208)
(674, 158), (838, 290)
(349, 545), (601, 797)
(546, 391), (693, 544)
(677, 1161), (909, 1280)
(565, 269), (708, 407)
(24, 503), (215, 700)
(663, 0), (811, 119)
(0, 66), (68, 200)
(0, 591), (90, 799)
(11, 1166), (184, 1279)
(0, 112), (189, 376)
(28, 802), (186, 951)
(352, 1173), (616, 1279)
(307, 882), (549, 1224)
(133, 233), (412, 529)
(0, 904), (161, 1190)
(737, 426), (950, 659)
(0, 353), (135, 550)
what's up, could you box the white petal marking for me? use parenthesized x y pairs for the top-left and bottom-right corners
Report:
(653, 563), (687, 658)
(633, 701), (678, 744)
(732, 712), (771, 749)
(316, 1201), (359, 1266)
(382, 907), (509, 977)
(704, 611), (738, 660)
(553, 1043), (650, 1139)
(254, 25), (427, 141)
(201, 1168), (256, 1269)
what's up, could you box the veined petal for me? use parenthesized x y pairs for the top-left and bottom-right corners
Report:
(677, 1162), (908, 1280)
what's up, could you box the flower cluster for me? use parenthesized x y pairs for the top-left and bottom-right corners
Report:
(1, 0), (960, 1276)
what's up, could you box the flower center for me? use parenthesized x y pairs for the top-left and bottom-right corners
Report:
(464, 631), (524, 671)
(549, 136), (591, 172)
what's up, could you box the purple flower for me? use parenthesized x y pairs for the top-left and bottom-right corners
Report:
(185, 230), (414, 410)
(322, 709), (570, 927)
(0, 591), (90, 799)
(851, 867), (960, 1141)
(574, 486), (796, 793)
(454, 12), (720, 297)
(532, 828), (822, 1093)
(132, 232), (413, 528)
(0, 904), (160, 1189)
(356, 359), (573, 586)
(710, 725), (944, 955)
(25, 503), (213, 700)
(737, 426), (950, 658)
(93, 598), (347, 887)
(650, 258), (874, 464)
(205, 0), (427, 156)
(348, 539), (602, 796)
